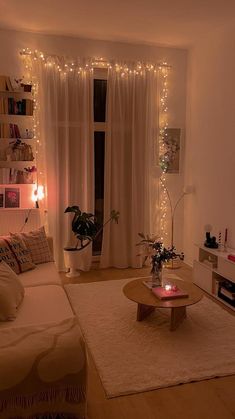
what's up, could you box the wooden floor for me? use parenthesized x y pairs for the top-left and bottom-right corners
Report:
(61, 264), (235, 419)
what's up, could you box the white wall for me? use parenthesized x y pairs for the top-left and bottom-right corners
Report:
(184, 24), (235, 265)
(0, 28), (187, 245)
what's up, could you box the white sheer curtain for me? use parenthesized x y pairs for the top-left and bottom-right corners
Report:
(35, 60), (94, 270)
(101, 66), (159, 268)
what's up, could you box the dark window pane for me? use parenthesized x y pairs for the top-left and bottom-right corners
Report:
(93, 131), (105, 254)
(94, 79), (107, 122)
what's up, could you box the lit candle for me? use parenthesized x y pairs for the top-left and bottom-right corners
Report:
(165, 284), (172, 291)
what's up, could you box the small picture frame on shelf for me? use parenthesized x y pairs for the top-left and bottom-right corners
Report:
(5, 187), (20, 208)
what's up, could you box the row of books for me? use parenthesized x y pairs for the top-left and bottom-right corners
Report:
(0, 76), (13, 92)
(0, 123), (21, 138)
(0, 97), (33, 115)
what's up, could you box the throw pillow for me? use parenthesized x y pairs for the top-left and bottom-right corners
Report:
(0, 236), (36, 274)
(11, 226), (53, 264)
(0, 260), (25, 321)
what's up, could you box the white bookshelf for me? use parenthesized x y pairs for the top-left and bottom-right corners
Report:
(193, 244), (235, 311)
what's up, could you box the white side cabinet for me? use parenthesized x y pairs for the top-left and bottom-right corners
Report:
(193, 245), (235, 311)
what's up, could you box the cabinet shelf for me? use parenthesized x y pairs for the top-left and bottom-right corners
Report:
(0, 77), (37, 212)
(193, 244), (235, 312)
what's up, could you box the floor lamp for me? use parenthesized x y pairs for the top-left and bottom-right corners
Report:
(164, 184), (194, 269)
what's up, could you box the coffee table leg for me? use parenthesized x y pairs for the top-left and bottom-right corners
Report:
(170, 306), (187, 331)
(137, 303), (155, 321)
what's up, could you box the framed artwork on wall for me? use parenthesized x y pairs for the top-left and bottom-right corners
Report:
(5, 188), (20, 208)
(164, 128), (181, 173)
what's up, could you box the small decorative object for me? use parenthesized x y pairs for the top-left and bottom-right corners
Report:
(224, 228), (228, 252)
(218, 231), (222, 251)
(14, 78), (24, 91)
(23, 166), (37, 183)
(21, 83), (32, 92)
(159, 128), (181, 173)
(204, 225), (218, 249)
(64, 206), (120, 277)
(137, 234), (184, 287)
(5, 188), (20, 208)
(4, 139), (34, 162)
(0, 193), (3, 208)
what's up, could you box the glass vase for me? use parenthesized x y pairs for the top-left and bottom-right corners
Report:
(151, 262), (163, 287)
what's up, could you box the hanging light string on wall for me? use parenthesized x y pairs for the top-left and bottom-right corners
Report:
(158, 64), (170, 243)
(20, 50), (46, 216)
(20, 48), (171, 76)
(20, 48), (171, 239)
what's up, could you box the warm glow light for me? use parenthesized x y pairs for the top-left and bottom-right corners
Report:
(158, 63), (170, 243)
(32, 185), (44, 203)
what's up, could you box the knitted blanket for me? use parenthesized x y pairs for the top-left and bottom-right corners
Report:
(0, 317), (86, 419)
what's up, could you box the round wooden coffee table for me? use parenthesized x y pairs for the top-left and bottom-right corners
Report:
(123, 277), (203, 331)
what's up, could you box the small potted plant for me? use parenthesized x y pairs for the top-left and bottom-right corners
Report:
(137, 233), (184, 286)
(64, 205), (119, 277)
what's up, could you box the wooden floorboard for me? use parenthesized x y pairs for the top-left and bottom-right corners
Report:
(60, 263), (235, 419)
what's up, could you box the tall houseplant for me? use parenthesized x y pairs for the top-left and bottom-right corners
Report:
(64, 206), (119, 277)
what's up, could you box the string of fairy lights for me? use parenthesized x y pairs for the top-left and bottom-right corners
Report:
(20, 48), (170, 239)
(158, 65), (170, 243)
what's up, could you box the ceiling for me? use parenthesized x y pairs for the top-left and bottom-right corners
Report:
(0, 0), (234, 48)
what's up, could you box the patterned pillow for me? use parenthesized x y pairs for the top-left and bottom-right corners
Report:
(11, 227), (53, 265)
(0, 236), (36, 274)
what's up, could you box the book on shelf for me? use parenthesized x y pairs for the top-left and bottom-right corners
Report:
(152, 286), (189, 300)
(0, 97), (33, 116)
(0, 123), (21, 138)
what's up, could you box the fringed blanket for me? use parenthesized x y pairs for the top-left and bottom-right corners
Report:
(0, 317), (86, 419)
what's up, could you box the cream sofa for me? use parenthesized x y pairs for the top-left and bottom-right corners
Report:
(0, 238), (86, 419)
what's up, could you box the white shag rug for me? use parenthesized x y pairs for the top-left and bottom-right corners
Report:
(65, 278), (235, 398)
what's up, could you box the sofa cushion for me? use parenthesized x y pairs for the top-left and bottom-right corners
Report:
(0, 261), (25, 321)
(0, 236), (36, 274)
(0, 285), (74, 329)
(11, 227), (54, 265)
(19, 262), (62, 288)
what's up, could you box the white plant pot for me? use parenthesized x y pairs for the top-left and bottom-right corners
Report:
(63, 246), (92, 278)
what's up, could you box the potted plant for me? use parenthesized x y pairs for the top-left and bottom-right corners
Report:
(136, 233), (184, 286)
(64, 206), (119, 277)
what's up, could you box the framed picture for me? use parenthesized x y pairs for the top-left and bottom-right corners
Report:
(5, 188), (20, 208)
(164, 128), (181, 173)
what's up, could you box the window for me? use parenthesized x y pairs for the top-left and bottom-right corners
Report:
(93, 70), (107, 255)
